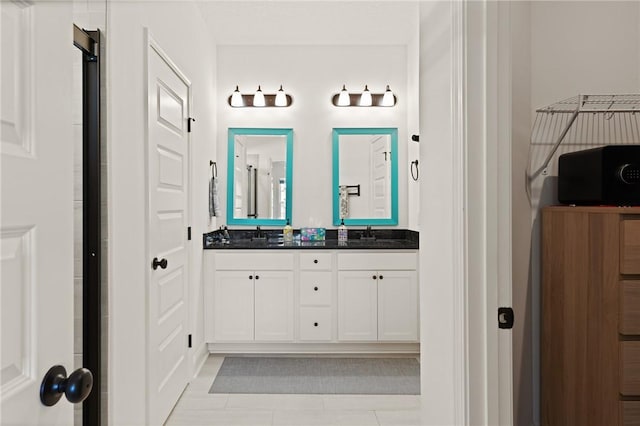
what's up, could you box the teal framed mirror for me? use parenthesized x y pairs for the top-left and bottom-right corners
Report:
(332, 128), (398, 226)
(227, 128), (293, 225)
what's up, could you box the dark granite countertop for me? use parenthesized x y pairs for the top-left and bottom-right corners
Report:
(203, 229), (419, 250)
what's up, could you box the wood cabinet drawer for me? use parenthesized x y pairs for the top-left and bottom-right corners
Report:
(300, 253), (333, 270)
(299, 307), (332, 341)
(622, 402), (640, 425)
(621, 341), (640, 395)
(216, 252), (294, 270)
(622, 220), (640, 275)
(621, 281), (640, 335)
(300, 271), (332, 306)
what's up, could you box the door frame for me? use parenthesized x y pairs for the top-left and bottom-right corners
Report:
(73, 25), (102, 426)
(144, 29), (193, 422)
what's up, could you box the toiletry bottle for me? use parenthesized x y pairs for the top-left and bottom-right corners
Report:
(283, 219), (293, 243)
(338, 219), (348, 242)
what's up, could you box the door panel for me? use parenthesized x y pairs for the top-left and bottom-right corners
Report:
(378, 271), (419, 341)
(338, 271), (378, 341)
(1, 2), (75, 424)
(147, 34), (190, 426)
(214, 271), (254, 341)
(254, 271), (294, 341)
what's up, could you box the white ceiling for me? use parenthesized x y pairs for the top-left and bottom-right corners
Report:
(196, 1), (420, 45)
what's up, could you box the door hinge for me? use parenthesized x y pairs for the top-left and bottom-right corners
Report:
(187, 117), (195, 133)
(187, 226), (192, 240)
(498, 307), (514, 329)
(188, 334), (192, 348)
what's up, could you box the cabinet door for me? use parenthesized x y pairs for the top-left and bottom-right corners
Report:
(378, 270), (418, 341)
(338, 271), (378, 341)
(254, 271), (294, 341)
(214, 271), (254, 341)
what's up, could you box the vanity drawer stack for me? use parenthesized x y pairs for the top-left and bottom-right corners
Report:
(542, 207), (640, 426)
(298, 253), (334, 341)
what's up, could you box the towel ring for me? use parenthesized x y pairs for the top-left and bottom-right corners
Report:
(410, 160), (419, 181)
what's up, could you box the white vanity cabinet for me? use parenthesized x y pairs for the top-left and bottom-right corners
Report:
(337, 253), (419, 342)
(213, 253), (294, 342)
(298, 253), (334, 341)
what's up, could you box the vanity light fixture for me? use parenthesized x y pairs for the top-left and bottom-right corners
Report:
(230, 85), (244, 107)
(228, 85), (293, 108)
(337, 84), (350, 106)
(359, 85), (372, 107)
(253, 85), (266, 107)
(331, 84), (397, 107)
(275, 85), (287, 107)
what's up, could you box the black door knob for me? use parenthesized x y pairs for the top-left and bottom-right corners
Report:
(152, 257), (168, 270)
(40, 365), (93, 406)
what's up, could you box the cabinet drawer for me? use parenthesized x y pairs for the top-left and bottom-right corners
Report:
(337, 253), (417, 271)
(621, 281), (640, 335)
(299, 307), (332, 341)
(621, 341), (640, 395)
(216, 253), (294, 270)
(300, 271), (332, 305)
(622, 220), (640, 275)
(622, 402), (640, 426)
(300, 253), (333, 270)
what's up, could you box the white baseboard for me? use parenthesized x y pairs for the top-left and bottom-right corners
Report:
(192, 341), (209, 378)
(207, 342), (419, 355)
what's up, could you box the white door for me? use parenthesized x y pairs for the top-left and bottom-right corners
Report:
(370, 135), (390, 218)
(377, 271), (419, 341)
(254, 271), (294, 341)
(1, 2), (76, 425)
(338, 271), (378, 341)
(214, 271), (254, 341)
(146, 33), (190, 426)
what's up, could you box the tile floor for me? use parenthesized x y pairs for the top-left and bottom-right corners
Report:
(165, 356), (424, 426)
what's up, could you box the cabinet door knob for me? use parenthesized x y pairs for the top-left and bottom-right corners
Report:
(314, 322), (318, 327)
(249, 275), (253, 280)
(372, 275), (377, 280)
(314, 286), (318, 291)
(255, 275), (260, 280)
(379, 275), (384, 280)
(313, 259), (318, 264)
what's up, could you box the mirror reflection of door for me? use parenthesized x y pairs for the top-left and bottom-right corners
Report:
(234, 137), (247, 217)
(370, 135), (391, 218)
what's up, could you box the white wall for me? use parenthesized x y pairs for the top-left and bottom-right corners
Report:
(215, 44), (410, 229)
(511, 2), (640, 424)
(107, 2), (216, 424)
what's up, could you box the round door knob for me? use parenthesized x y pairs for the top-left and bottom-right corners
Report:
(314, 286), (318, 291)
(313, 259), (318, 264)
(40, 365), (93, 406)
(152, 257), (167, 270)
(314, 322), (318, 327)
(249, 275), (253, 280)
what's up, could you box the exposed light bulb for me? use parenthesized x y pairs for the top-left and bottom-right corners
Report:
(359, 85), (372, 107)
(275, 85), (287, 107)
(253, 85), (266, 107)
(337, 84), (350, 106)
(230, 85), (243, 107)
(381, 85), (395, 107)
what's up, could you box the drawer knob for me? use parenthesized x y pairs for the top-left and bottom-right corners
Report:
(314, 286), (318, 291)
(314, 259), (318, 264)
(314, 322), (318, 327)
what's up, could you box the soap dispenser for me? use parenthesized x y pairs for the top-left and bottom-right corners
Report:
(338, 219), (348, 242)
(283, 219), (293, 243)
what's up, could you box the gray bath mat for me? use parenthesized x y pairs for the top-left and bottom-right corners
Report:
(209, 357), (420, 395)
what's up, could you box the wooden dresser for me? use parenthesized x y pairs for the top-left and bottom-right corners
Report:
(542, 206), (640, 426)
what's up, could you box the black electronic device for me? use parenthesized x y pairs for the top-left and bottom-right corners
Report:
(558, 145), (640, 205)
